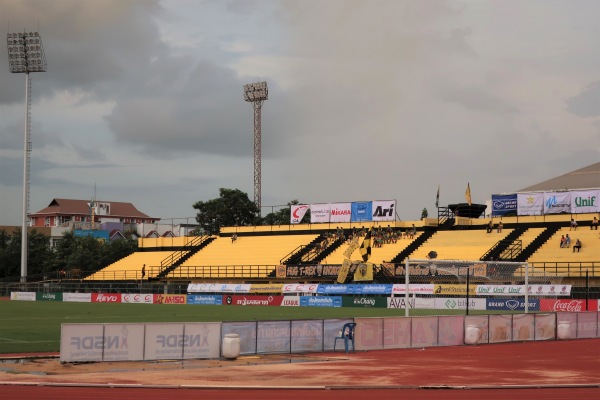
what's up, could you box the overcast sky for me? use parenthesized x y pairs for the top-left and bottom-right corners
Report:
(1, 0), (599, 226)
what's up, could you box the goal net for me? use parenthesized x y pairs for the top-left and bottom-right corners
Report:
(392, 259), (565, 316)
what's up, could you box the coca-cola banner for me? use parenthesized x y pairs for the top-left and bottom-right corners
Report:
(544, 191), (571, 214)
(570, 189), (600, 213)
(540, 299), (598, 312)
(517, 193), (544, 216)
(310, 203), (330, 223)
(290, 204), (309, 224)
(92, 293), (121, 303)
(329, 202), (352, 222)
(282, 283), (319, 294)
(121, 293), (154, 304)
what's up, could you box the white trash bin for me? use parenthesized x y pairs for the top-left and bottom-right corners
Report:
(557, 321), (572, 340)
(222, 334), (241, 359)
(464, 324), (481, 345)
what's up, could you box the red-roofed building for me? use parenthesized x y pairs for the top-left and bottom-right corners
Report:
(30, 198), (160, 228)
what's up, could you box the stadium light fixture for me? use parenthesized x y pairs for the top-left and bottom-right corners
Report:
(6, 31), (47, 283)
(243, 81), (268, 215)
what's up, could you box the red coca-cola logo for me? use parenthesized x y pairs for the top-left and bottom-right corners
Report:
(554, 300), (583, 312)
(92, 293), (121, 303)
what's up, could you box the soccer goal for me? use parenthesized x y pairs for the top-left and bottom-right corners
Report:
(391, 259), (566, 316)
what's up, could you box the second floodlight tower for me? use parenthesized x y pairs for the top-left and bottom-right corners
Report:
(243, 81), (268, 215)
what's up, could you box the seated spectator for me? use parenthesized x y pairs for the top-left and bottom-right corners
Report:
(591, 217), (598, 230)
(559, 235), (566, 248)
(486, 221), (493, 233)
(564, 234), (571, 248)
(570, 218), (578, 231)
(231, 233), (238, 243)
(573, 239), (582, 253)
(496, 221), (503, 233)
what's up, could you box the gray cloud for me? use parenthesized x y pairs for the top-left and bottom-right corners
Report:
(568, 81), (600, 117)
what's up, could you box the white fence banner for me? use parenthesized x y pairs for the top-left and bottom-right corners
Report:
(372, 200), (396, 221)
(144, 323), (185, 361)
(517, 192), (544, 215)
(310, 203), (331, 223)
(10, 292), (36, 301)
(282, 283), (319, 294)
(329, 202), (352, 222)
(60, 324), (104, 362)
(183, 322), (221, 359)
(544, 191), (571, 214)
(570, 189), (600, 213)
(290, 204), (309, 224)
(63, 293), (92, 302)
(121, 293), (154, 304)
(103, 323), (146, 361)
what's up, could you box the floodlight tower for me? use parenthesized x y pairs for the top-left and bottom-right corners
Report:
(243, 81), (268, 215)
(6, 31), (47, 283)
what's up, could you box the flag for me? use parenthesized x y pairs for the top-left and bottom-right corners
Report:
(465, 183), (472, 206)
(435, 185), (440, 208)
(359, 229), (372, 262)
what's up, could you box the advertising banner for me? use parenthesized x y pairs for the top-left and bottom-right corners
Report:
(351, 201), (372, 222)
(144, 323), (185, 360)
(517, 192), (544, 215)
(60, 323), (104, 362)
(223, 295), (284, 306)
(535, 313), (556, 340)
(290, 204), (309, 224)
(544, 191), (571, 214)
(281, 296), (300, 306)
(285, 264), (340, 278)
(63, 293), (92, 302)
(187, 294), (222, 305)
(540, 299), (597, 312)
(486, 298), (540, 311)
(102, 323), (145, 362)
(36, 292), (63, 302)
(573, 312), (599, 339)
(488, 314), (512, 343)
(300, 296), (342, 307)
(10, 292), (35, 301)
(371, 200), (396, 221)
(570, 190), (600, 213)
(182, 322), (221, 359)
(310, 203), (331, 224)
(512, 313), (534, 341)
(156, 294), (187, 304)
(222, 321), (257, 355)
(317, 284), (392, 295)
(382, 317), (412, 348)
(329, 202), (352, 223)
(434, 297), (486, 311)
(282, 283), (319, 294)
(290, 320), (323, 353)
(437, 316), (465, 346)
(433, 284), (476, 296)
(392, 284), (434, 295)
(475, 285), (526, 296)
(387, 297), (434, 309)
(92, 293), (121, 303)
(249, 283), (284, 293)
(527, 284), (571, 296)
(342, 296), (387, 308)
(256, 321), (291, 354)
(411, 317), (439, 347)
(121, 293), (154, 304)
(187, 283), (251, 293)
(491, 193), (518, 216)
(354, 317), (383, 350)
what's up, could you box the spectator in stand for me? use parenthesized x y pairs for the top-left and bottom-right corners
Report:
(591, 217), (598, 230)
(496, 221), (503, 233)
(141, 264), (146, 280)
(573, 238), (582, 252)
(486, 221), (493, 233)
(231, 233), (238, 243)
(560, 235), (566, 248)
(570, 218), (578, 231)
(564, 234), (571, 248)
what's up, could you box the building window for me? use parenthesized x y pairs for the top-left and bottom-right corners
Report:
(45, 217), (50, 227)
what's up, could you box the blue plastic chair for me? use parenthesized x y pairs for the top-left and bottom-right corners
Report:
(334, 322), (356, 353)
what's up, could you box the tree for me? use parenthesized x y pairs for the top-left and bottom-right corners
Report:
(261, 200), (309, 225)
(0, 228), (52, 279)
(192, 188), (259, 235)
(421, 208), (428, 219)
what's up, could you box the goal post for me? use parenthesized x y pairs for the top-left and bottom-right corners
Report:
(395, 259), (564, 316)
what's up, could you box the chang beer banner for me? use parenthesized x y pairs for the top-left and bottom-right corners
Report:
(517, 192), (544, 215)
(36, 292), (63, 302)
(544, 191), (571, 214)
(372, 200), (396, 221)
(570, 189), (600, 213)
(330, 202), (352, 222)
(310, 203), (331, 223)
(342, 296), (387, 308)
(290, 204), (309, 224)
(492, 194), (517, 216)
(351, 201), (372, 222)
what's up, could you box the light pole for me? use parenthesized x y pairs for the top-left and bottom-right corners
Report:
(243, 81), (268, 216)
(6, 31), (47, 282)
